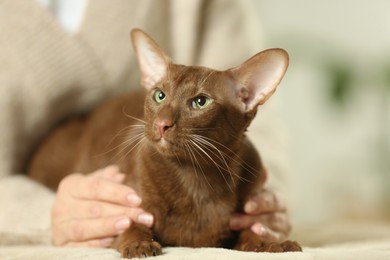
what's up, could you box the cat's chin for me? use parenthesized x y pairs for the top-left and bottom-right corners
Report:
(154, 138), (178, 156)
(159, 138), (169, 148)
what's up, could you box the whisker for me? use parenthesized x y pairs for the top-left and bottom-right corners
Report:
(184, 143), (200, 181)
(117, 136), (146, 163)
(190, 136), (236, 187)
(104, 130), (143, 155)
(187, 127), (216, 133)
(198, 70), (216, 90)
(192, 136), (232, 173)
(100, 124), (143, 151)
(173, 149), (183, 167)
(186, 141), (214, 191)
(115, 132), (144, 154)
(115, 135), (145, 162)
(102, 127), (145, 164)
(94, 125), (145, 158)
(121, 107), (146, 124)
(194, 135), (258, 177)
(192, 135), (254, 182)
(189, 139), (230, 192)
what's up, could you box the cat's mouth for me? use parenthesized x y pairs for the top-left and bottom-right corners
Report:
(159, 138), (169, 147)
(153, 137), (177, 155)
(146, 127), (185, 156)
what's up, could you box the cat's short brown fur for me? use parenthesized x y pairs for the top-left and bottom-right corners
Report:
(28, 29), (301, 258)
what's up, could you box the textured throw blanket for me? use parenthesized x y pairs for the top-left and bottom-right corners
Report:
(1, 240), (390, 259)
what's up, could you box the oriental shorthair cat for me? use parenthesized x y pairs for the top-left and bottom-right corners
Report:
(28, 29), (302, 258)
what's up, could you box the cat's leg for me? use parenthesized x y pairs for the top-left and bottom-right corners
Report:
(112, 223), (162, 258)
(234, 229), (302, 253)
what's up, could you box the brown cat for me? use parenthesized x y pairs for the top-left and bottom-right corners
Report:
(28, 29), (301, 258)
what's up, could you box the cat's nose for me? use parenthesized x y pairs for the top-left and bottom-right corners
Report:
(155, 119), (173, 137)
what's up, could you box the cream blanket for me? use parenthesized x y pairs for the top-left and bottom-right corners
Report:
(1, 241), (390, 259)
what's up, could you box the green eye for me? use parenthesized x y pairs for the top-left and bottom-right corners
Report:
(154, 89), (166, 103)
(191, 96), (213, 110)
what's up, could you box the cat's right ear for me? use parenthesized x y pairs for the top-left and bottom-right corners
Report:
(131, 29), (171, 90)
(229, 48), (289, 114)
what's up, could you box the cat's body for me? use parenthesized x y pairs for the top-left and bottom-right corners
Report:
(28, 29), (301, 258)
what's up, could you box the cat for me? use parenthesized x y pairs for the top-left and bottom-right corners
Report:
(28, 29), (302, 258)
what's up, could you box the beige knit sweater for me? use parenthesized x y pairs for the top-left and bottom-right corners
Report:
(0, 0), (291, 246)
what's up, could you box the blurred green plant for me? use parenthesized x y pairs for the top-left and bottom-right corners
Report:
(386, 65), (390, 90)
(325, 62), (353, 106)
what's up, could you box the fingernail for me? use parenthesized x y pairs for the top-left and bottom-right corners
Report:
(244, 201), (258, 213)
(138, 213), (154, 226)
(127, 193), (142, 206)
(100, 237), (114, 247)
(251, 223), (266, 236)
(115, 218), (130, 232)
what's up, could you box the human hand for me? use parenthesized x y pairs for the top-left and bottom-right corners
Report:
(230, 189), (291, 242)
(51, 165), (153, 247)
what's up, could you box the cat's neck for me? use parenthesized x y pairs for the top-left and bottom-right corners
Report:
(140, 144), (242, 203)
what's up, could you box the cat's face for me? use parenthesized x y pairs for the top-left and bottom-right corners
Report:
(130, 29), (289, 159)
(142, 65), (247, 158)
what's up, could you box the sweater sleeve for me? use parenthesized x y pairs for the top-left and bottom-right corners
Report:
(0, 176), (54, 245)
(0, 0), (106, 245)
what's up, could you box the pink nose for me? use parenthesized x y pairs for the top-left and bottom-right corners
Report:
(155, 119), (173, 137)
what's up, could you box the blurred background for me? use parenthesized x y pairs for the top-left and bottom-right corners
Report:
(253, 0), (390, 231)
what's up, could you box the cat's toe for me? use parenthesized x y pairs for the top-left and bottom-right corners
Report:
(263, 242), (284, 252)
(236, 240), (302, 253)
(237, 241), (283, 252)
(119, 240), (162, 258)
(281, 240), (302, 252)
(261, 240), (302, 253)
(251, 241), (284, 252)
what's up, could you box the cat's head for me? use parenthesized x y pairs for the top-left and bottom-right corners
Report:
(130, 29), (288, 159)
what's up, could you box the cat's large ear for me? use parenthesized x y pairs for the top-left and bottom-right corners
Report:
(131, 29), (171, 90)
(229, 48), (289, 113)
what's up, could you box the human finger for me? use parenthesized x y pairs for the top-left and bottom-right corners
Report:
(230, 213), (253, 231)
(66, 200), (154, 226)
(53, 216), (132, 246)
(251, 222), (288, 242)
(230, 212), (290, 235)
(244, 190), (286, 215)
(61, 174), (141, 207)
(255, 212), (291, 234)
(91, 165), (126, 183)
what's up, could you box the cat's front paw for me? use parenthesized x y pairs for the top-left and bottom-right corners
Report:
(237, 240), (282, 252)
(118, 240), (162, 258)
(237, 240), (302, 253)
(280, 240), (302, 252)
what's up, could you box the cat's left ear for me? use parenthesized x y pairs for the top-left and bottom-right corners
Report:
(131, 29), (171, 90)
(229, 48), (289, 113)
